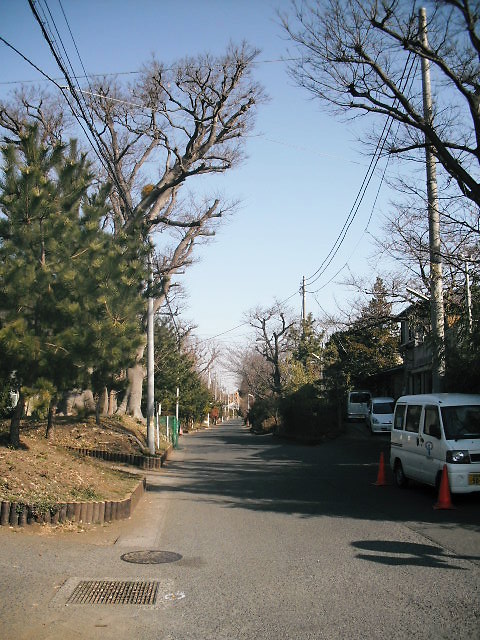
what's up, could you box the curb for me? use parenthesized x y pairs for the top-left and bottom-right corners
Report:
(65, 444), (173, 469)
(0, 477), (146, 528)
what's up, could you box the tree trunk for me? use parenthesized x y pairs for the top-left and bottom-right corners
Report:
(117, 344), (146, 420)
(45, 398), (57, 441)
(10, 391), (25, 448)
(108, 389), (116, 415)
(98, 387), (109, 415)
(95, 395), (101, 425)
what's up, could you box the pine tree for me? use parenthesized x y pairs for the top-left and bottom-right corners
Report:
(323, 278), (400, 394)
(152, 319), (210, 424)
(0, 126), (146, 445)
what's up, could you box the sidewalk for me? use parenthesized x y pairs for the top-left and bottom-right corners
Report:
(0, 440), (187, 640)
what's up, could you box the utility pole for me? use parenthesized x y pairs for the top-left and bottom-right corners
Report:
(420, 7), (445, 392)
(146, 251), (155, 454)
(463, 255), (473, 332)
(301, 276), (306, 332)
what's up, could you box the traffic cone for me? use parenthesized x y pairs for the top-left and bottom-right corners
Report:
(374, 452), (388, 486)
(434, 464), (455, 510)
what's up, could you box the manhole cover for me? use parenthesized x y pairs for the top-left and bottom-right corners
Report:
(67, 580), (159, 605)
(120, 550), (182, 564)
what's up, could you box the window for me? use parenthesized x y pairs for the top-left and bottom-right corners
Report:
(372, 401), (394, 415)
(394, 404), (406, 430)
(350, 392), (370, 404)
(405, 405), (422, 433)
(441, 405), (480, 440)
(424, 406), (440, 436)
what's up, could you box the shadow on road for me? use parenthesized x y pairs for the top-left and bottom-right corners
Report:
(351, 539), (480, 569)
(151, 422), (480, 533)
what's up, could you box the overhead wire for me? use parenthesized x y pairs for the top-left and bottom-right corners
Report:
(0, 9), (419, 343)
(308, 56), (420, 299)
(304, 51), (417, 290)
(0, 36), (66, 90)
(0, 55), (303, 86)
(27, 0), (134, 219)
(1, 20), (304, 346)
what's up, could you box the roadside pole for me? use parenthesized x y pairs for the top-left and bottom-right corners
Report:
(146, 251), (155, 454)
(420, 7), (445, 392)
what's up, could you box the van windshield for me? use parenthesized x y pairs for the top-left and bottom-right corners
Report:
(373, 402), (394, 414)
(440, 405), (480, 440)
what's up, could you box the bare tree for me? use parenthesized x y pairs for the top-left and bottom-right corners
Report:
(229, 346), (274, 401)
(0, 43), (265, 418)
(281, 0), (480, 208)
(0, 86), (69, 146)
(248, 304), (295, 395)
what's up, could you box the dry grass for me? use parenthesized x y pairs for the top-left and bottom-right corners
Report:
(0, 414), (168, 509)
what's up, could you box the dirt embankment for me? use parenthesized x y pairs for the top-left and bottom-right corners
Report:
(0, 415), (167, 509)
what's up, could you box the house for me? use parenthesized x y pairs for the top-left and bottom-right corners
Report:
(398, 303), (433, 394)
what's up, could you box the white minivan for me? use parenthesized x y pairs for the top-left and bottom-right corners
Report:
(366, 397), (395, 433)
(347, 391), (371, 421)
(390, 394), (480, 494)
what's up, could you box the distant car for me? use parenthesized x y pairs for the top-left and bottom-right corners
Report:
(366, 397), (395, 433)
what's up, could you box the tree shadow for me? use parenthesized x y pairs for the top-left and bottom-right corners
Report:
(151, 424), (480, 532)
(351, 540), (477, 570)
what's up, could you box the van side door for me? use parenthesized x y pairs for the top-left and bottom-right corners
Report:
(418, 405), (443, 486)
(403, 404), (423, 480)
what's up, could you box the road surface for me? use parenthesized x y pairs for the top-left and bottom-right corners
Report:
(0, 418), (478, 639)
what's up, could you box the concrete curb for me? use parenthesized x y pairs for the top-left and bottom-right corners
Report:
(0, 477), (147, 528)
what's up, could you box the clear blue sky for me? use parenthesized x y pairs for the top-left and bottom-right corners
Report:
(1, 0), (396, 387)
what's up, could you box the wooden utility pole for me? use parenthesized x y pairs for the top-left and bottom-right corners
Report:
(464, 255), (473, 333)
(301, 276), (306, 331)
(420, 7), (445, 392)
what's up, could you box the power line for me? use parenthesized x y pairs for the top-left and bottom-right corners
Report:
(0, 36), (66, 90)
(304, 52), (417, 289)
(0, 56), (303, 86)
(28, 0), (134, 220)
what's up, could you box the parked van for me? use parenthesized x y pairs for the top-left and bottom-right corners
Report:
(346, 391), (371, 421)
(390, 394), (480, 494)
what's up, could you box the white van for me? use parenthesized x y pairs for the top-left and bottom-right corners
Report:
(366, 397), (395, 433)
(390, 394), (480, 494)
(347, 391), (371, 421)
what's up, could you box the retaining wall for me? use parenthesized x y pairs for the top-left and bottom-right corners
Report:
(66, 445), (171, 469)
(0, 476), (146, 528)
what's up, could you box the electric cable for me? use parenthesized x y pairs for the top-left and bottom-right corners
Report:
(28, 0), (134, 220)
(304, 51), (417, 288)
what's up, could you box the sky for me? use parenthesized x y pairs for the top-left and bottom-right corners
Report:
(1, 0), (398, 389)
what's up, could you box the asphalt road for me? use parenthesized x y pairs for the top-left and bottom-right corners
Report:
(0, 418), (479, 639)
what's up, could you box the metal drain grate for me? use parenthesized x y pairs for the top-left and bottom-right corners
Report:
(67, 580), (159, 605)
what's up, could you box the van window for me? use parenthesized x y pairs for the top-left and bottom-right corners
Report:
(441, 405), (480, 440)
(424, 406), (441, 437)
(405, 405), (422, 433)
(394, 404), (406, 430)
(350, 392), (370, 404)
(372, 401), (394, 414)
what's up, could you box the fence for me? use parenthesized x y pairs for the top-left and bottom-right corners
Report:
(155, 414), (179, 450)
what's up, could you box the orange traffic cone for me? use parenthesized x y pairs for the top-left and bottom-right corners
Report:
(374, 452), (388, 486)
(434, 464), (455, 510)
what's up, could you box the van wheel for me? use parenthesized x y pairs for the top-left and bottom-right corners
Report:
(394, 461), (408, 488)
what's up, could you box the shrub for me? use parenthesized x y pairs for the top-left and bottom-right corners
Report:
(279, 383), (341, 441)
